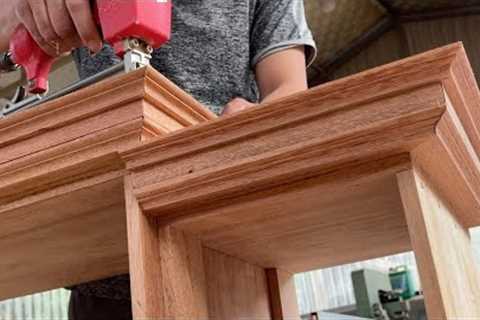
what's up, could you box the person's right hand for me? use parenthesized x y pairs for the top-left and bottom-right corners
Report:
(12, 0), (103, 57)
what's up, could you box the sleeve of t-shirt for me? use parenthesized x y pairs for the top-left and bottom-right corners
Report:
(250, 0), (317, 68)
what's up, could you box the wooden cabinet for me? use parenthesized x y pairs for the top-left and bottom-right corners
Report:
(1, 43), (479, 319)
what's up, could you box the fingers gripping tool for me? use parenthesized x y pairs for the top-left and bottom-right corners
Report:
(0, 0), (172, 115)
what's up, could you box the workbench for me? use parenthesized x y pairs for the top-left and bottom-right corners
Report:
(0, 43), (479, 319)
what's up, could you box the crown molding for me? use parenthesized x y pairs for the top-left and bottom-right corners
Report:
(122, 44), (480, 271)
(0, 66), (214, 299)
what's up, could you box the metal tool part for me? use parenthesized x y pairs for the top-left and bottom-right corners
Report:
(2, 0), (172, 116)
(1, 40), (151, 118)
(122, 38), (154, 73)
(0, 52), (19, 73)
(2, 62), (124, 117)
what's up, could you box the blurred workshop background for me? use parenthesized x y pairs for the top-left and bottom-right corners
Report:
(1, 0), (480, 318)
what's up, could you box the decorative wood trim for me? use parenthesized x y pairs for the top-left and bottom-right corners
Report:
(0, 66), (215, 210)
(123, 44), (480, 228)
(126, 83), (445, 222)
(0, 67), (213, 149)
(125, 43), (476, 171)
(2, 44), (480, 320)
(143, 67), (215, 124)
(120, 44), (480, 275)
(0, 66), (213, 300)
(411, 94), (480, 227)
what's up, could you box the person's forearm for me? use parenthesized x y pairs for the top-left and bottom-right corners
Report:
(256, 47), (308, 104)
(0, 1), (18, 52)
(222, 81), (307, 115)
(260, 82), (307, 104)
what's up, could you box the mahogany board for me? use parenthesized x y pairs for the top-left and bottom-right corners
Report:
(1, 43), (479, 301)
(0, 67), (214, 300)
(123, 43), (480, 273)
(174, 173), (411, 273)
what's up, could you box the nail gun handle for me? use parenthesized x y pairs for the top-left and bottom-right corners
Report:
(9, 25), (55, 94)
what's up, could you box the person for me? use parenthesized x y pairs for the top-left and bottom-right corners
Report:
(309, 312), (319, 320)
(1, 0), (316, 318)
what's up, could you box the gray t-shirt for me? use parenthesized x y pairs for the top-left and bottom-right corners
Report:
(74, 0), (316, 115)
(71, 0), (316, 299)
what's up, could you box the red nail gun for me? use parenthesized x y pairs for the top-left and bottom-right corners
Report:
(1, 0), (171, 115)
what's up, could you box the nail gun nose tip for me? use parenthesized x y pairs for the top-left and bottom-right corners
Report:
(28, 79), (48, 95)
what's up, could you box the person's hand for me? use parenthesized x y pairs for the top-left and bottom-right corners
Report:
(11, 0), (103, 57)
(222, 98), (256, 116)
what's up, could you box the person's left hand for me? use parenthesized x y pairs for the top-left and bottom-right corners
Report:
(222, 97), (256, 116)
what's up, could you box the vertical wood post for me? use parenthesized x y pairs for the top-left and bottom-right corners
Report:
(266, 269), (300, 320)
(397, 169), (480, 318)
(124, 176), (209, 319)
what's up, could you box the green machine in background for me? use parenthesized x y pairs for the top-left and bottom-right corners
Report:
(351, 266), (425, 320)
(389, 266), (417, 300)
(352, 269), (392, 318)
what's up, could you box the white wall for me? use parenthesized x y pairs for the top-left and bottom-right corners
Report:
(0, 290), (70, 320)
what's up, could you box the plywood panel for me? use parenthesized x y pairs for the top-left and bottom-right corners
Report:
(175, 172), (410, 273)
(123, 44), (480, 278)
(203, 248), (271, 320)
(0, 65), (214, 301)
(0, 177), (128, 300)
(1, 44), (480, 319)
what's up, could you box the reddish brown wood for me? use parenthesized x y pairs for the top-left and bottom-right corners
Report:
(266, 269), (300, 320)
(203, 248), (272, 320)
(398, 169), (480, 317)
(1, 43), (480, 320)
(0, 66), (214, 300)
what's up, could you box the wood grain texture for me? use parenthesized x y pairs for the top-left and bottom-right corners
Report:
(125, 175), (163, 317)
(412, 95), (480, 227)
(0, 65), (214, 300)
(127, 84), (444, 219)
(2, 43), (480, 320)
(156, 228), (209, 318)
(174, 168), (411, 273)
(203, 248), (271, 320)
(397, 169), (480, 318)
(122, 82), (444, 272)
(123, 84), (444, 273)
(124, 43), (474, 173)
(0, 177), (129, 300)
(0, 65), (215, 216)
(266, 269), (300, 320)
(121, 44), (480, 277)
(126, 178), (209, 320)
(128, 170), (273, 319)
